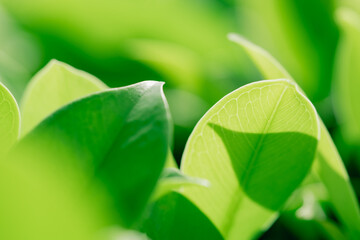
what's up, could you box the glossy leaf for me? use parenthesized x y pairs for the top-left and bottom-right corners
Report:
(230, 33), (360, 234)
(0, 82), (20, 156)
(13, 81), (171, 227)
(181, 79), (319, 239)
(20, 59), (107, 136)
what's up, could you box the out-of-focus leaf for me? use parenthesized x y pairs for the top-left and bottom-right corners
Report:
(0, 7), (40, 99)
(338, 0), (360, 15)
(237, 0), (338, 101)
(333, 8), (360, 145)
(0, 0), (242, 102)
(165, 89), (210, 129)
(20, 59), (107, 136)
(0, 149), (116, 240)
(0, 82), (19, 156)
(230, 33), (360, 235)
(13, 81), (172, 227)
(228, 34), (291, 80)
(142, 192), (224, 240)
(181, 79), (319, 239)
(126, 40), (203, 93)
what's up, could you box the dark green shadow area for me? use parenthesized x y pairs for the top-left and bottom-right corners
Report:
(142, 192), (224, 240)
(209, 123), (317, 211)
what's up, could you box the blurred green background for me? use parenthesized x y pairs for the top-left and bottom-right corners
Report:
(1, 0), (360, 239)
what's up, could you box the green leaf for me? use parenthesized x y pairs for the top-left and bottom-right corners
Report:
(20, 59), (107, 136)
(333, 8), (360, 145)
(230, 33), (360, 234)
(12, 81), (171, 227)
(180, 79), (319, 239)
(0, 82), (20, 156)
(237, 0), (338, 100)
(142, 192), (224, 240)
(0, 8), (40, 99)
(0, 149), (115, 240)
(227, 34), (292, 80)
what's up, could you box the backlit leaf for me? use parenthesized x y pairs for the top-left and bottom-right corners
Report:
(230, 33), (360, 235)
(20, 59), (107, 136)
(181, 79), (319, 239)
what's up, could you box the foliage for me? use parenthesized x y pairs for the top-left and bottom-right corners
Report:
(0, 0), (360, 239)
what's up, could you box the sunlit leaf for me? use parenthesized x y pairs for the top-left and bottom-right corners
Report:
(230, 33), (360, 235)
(20, 59), (107, 136)
(181, 79), (319, 239)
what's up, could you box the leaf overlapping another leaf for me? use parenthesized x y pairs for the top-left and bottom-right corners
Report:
(12, 80), (172, 228)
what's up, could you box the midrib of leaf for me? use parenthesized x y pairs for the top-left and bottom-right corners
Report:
(229, 33), (360, 233)
(222, 85), (289, 237)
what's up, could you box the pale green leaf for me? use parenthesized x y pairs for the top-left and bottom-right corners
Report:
(236, 0), (338, 100)
(333, 8), (360, 145)
(0, 7), (40, 99)
(20, 59), (108, 136)
(0, 82), (20, 156)
(0, 148), (115, 240)
(181, 79), (319, 239)
(12, 81), (171, 227)
(228, 34), (292, 80)
(230, 33), (360, 234)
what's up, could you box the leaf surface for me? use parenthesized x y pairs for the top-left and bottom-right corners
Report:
(142, 192), (224, 240)
(13, 81), (171, 227)
(230, 33), (360, 234)
(181, 79), (319, 239)
(20, 59), (107, 136)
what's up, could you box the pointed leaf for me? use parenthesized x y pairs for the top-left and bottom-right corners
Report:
(13, 81), (171, 227)
(20, 59), (107, 136)
(230, 33), (360, 234)
(181, 79), (319, 239)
